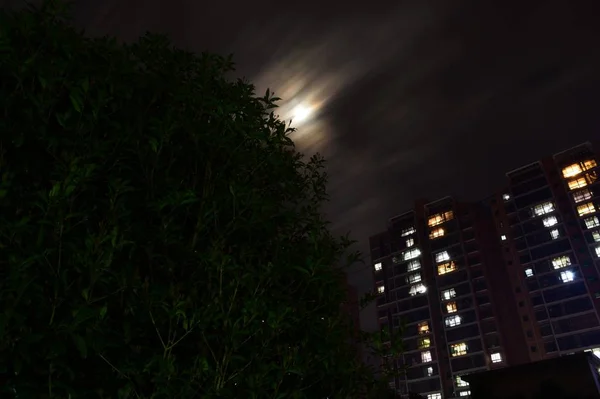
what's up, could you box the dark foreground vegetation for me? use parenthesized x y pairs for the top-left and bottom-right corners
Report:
(0, 1), (402, 398)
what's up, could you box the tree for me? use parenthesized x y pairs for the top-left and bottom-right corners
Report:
(0, 1), (399, 398)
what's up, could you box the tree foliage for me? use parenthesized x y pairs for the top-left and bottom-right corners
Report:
(0, 1), (400, 398)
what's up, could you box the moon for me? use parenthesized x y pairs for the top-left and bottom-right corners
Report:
(291, 104), (313, 123)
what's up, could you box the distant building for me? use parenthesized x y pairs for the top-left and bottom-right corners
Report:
(489, 142), (600, 360)
(461, 352), (600, 399)
(369, 142), (600, 398)
(370, 198), (518, 398)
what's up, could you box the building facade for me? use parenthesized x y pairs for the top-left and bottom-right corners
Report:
(370, 142), (600, 398)
(370, 199), (523, 398)
(490, 142), (600, 359)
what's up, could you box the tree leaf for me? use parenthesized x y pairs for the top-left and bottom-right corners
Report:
(73, 335), (87, 359)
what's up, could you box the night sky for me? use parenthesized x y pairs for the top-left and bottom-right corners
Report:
(4, 0), (600, 330)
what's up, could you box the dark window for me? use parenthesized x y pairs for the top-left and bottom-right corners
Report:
(540, 324), (553, 337)
(401, 308), (431, 324)
(552, 313), (599, 335)
(557, 330), (600, 351)
(514, 185), (551, 206)
(446, 324), (481, 343)
(519, 301), (524, 307)
(450, 353), (486, 372)
(526, 330), (533, 338)
(544, 341), (558, 353)
(523, 315), (529, 321)
(529, 239), (572, 261)
(473, 279), (487, 292)
(543, 281), (587, 303)
(408, 377), (441, 394)
(526, 279), (540, 292)
(535, 309), (548, 322)
(531, 346), (537, 352)
(547, 296), (593, 318)
(470, 268), (484, 279)
(531, 295), (544, 306)
(512, 176), (548, 198)
(481, 320), (497, 334)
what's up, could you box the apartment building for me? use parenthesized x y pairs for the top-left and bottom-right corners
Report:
(370, 198), (524, 398)
(490, 142), (600, 359)
(370, 142), (600, 398)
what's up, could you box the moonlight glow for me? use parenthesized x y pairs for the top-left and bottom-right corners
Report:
(292, 104), (313, 123)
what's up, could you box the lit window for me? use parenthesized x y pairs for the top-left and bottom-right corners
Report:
(550, 229), (560, 240)
(427, 366), (434, 376)
(560, 270), (575, 283)
(429, 227), (445, 239)
(421, 351), (432, 363)
(407, 260), (421, 272)
(418, 321), (430, 335)
(573, 189), (593, 203)
(562, 160), (597, 178)
(442, 288), (457, 300)
(377, 285), (385, 294)
(438, 261), (457, 275)
(593, 231), (600, 242)
(583, 160), (598, 170)
(406, 238), (415, 247)
(569, 176), (588, 190)
(456, 376), (469, 387)
(525, 268), (534, 277)
(401, 227), (416, 237)
(491, 352), (502, 363)
(427, 394), (441, 399)
(410, 284), (427, 296)
(419, 337), (431, 349)
(595, 247), (600, 258)
(428, 211), (454, 227)
(435, 251), (451, 263)
(406, 272), (422, 284)
(585, 216), (600, 229)
(500, 234), (507, 241)
(374, 262), (382, 271)
(577, 202), (597, 216)
(447, 301), (458, 313)
(552, 256), (571, 269)
(543, 216), (558, 227)
(459, 391), (471, 397)
(502, 193), (511, 201)
(532, 201), (554, 216)
(563, 163), (584, 178)
(568, 173), (597, 190)
(445, 315), (462, 327)
(451, 342), (468, 357)
(403, 248), (422, 260)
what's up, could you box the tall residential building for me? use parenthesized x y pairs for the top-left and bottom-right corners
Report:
(370, 198), (524, 399)
(490, 142), (600, 359)
(370, 142), (600, 399)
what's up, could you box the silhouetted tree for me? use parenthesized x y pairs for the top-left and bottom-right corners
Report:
(0, 1), (404, 398)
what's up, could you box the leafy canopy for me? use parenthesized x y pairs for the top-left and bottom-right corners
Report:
(0, 1), (397, 398)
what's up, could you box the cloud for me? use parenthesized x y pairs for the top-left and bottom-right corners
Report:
(4, 0), (598, 331)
